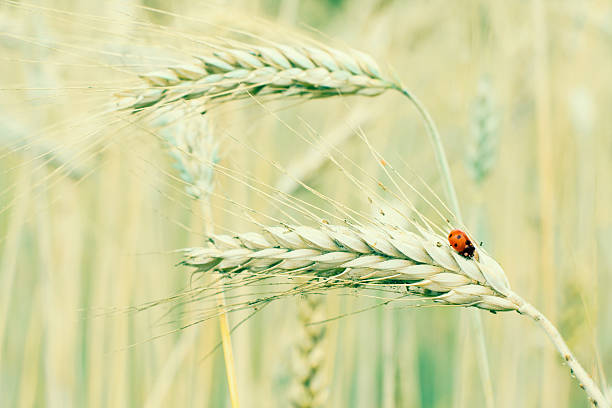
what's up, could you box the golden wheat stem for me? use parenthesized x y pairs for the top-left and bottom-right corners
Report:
(217, 299), (240, 407)
(205, 204), (241, 408)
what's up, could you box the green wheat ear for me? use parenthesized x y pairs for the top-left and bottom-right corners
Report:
(467, 76), (498, 185)
(152, 106), (218, 200)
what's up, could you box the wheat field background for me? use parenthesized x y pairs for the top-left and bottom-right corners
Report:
(0, 0), (611, 407)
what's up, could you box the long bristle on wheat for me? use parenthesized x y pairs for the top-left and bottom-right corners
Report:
(115, 43), (392, 111)
(183, 224), (517, 312)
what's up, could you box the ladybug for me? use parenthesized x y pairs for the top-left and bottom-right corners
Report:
(448, 229), (476, 258)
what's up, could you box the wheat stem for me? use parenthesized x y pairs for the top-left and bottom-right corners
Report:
(394, 86), (462, 223)
(217, 298), (240, 407)
(194, 130), (240, 408)
(394, 85), (493, 406)
(206, 205), (241, 408)
(508, 292), (610, 408)
(155, 109), (240, 407)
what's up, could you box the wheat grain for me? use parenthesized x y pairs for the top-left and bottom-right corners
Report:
(115, 42), (392, 111)
(183, 223), (516, 312)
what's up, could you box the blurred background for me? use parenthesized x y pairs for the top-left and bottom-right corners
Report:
(1, 0), (611, 407)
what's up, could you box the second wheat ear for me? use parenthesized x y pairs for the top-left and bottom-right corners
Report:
(116, 43), (393, 112)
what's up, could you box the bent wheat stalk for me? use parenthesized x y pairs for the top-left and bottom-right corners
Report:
(183, 223), (610, 407)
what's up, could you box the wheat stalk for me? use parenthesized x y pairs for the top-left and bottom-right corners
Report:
(115, 41), (392, 111)
(153, 106), (240, 408)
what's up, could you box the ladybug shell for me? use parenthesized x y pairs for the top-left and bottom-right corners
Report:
(448, 229), (476, 258)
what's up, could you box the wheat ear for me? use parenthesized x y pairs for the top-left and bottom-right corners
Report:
(467, 77), (498, 185)
(290, 294), (328, 408)
(183, 224), (517, 312)
(115, 42), (392, 111)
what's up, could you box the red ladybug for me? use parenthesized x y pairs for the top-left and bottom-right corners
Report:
(448, 229), (476, 258)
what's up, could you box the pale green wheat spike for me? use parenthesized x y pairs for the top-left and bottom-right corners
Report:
(115, 43), (392, 112)
(467, 77), (498, 185)
(290, 294), (328, 408)
(152, 106), (218, 200)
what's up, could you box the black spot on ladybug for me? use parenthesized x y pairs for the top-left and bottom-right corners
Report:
(460, 245), (476, 258)
(453, 243), (458, 247)
(456, 235), (462, 239)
